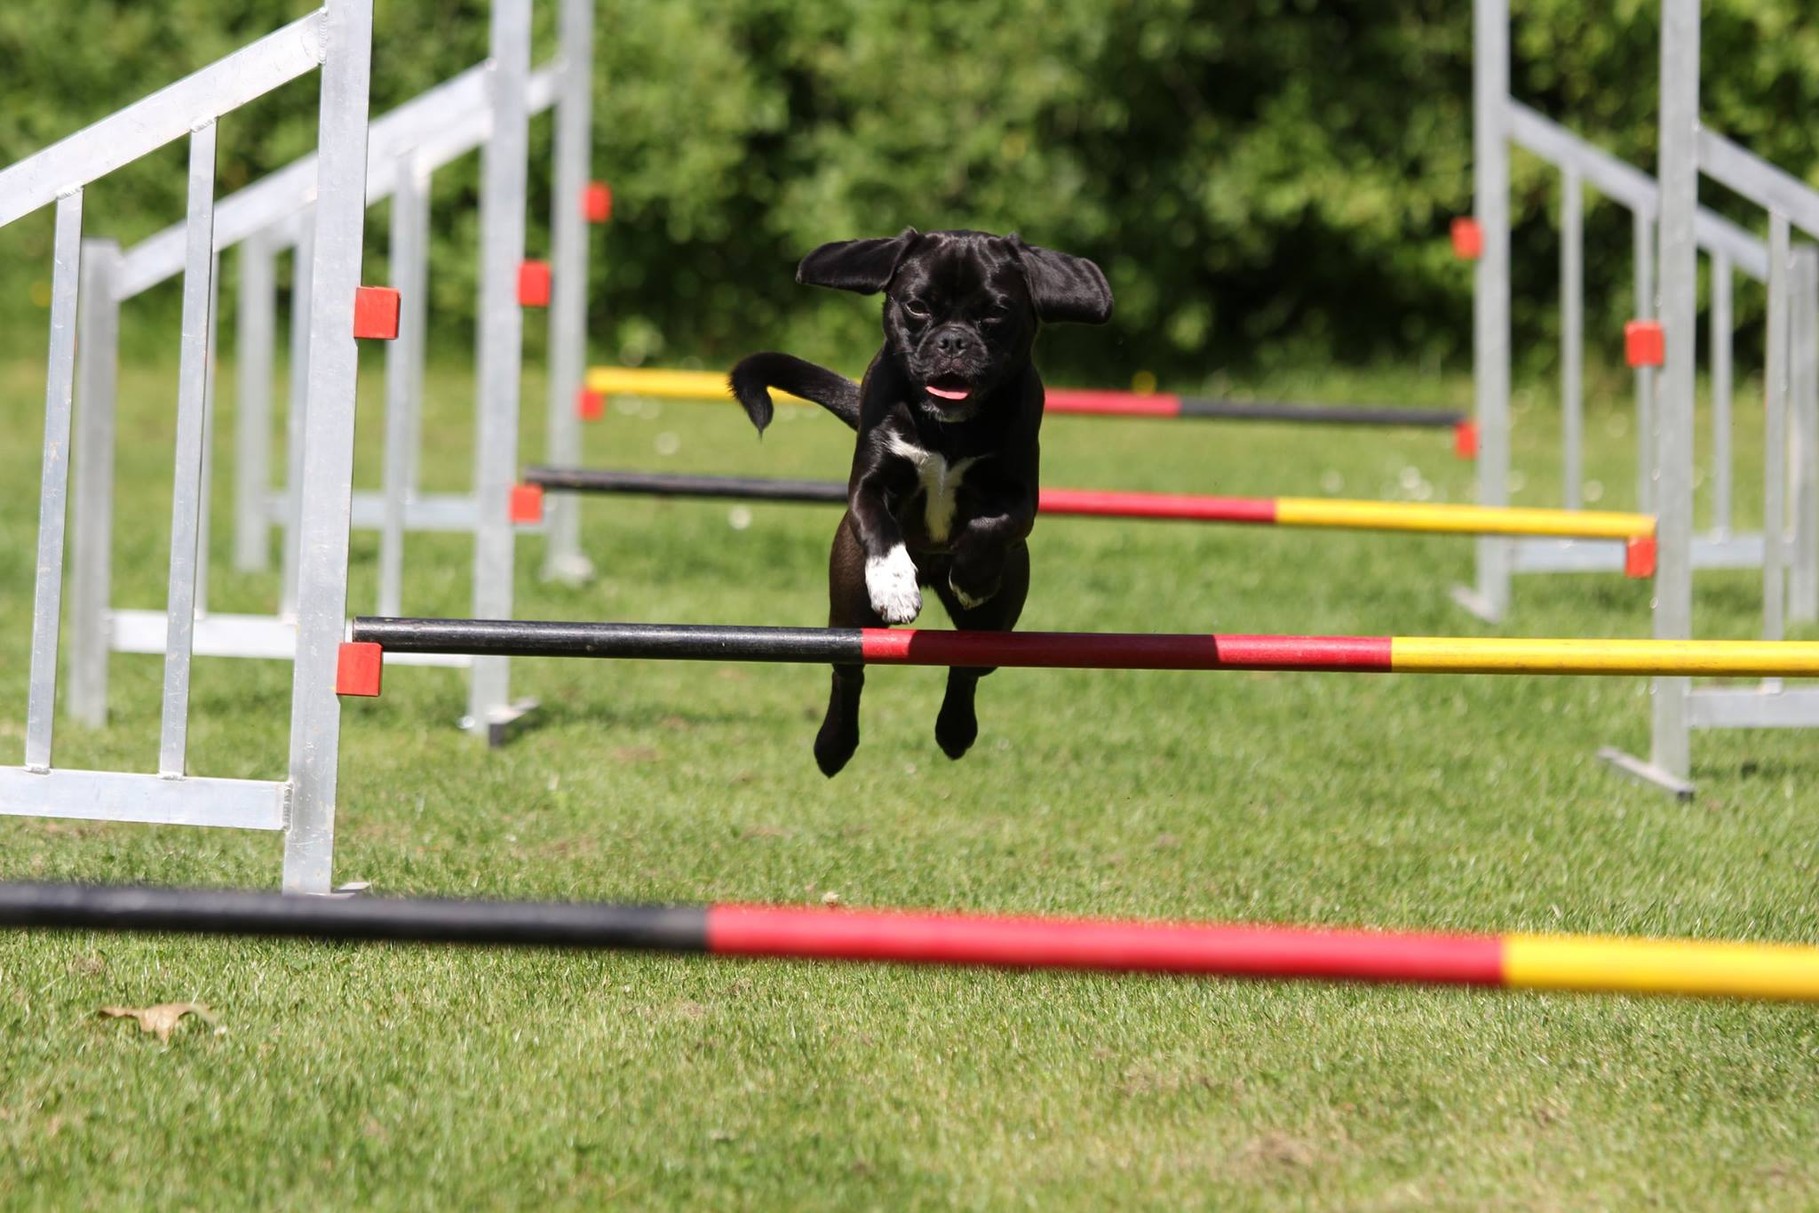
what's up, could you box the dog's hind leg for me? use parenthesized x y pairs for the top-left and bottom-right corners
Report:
(816, 517), (884, 777)
(928, 541), (1030, 760)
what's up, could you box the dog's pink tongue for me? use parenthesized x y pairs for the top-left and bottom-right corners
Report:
(926, 385), (971, 401)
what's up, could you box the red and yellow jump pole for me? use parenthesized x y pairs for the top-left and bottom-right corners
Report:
(7, 883), (1819, 1002)
(332, 618), (1819, 696)
(510, 468), (1658, 576)
(1040, 489), (1655, 574)
(580, 365), (1478, 453)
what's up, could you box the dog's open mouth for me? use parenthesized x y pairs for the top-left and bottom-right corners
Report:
(924, 375), (972, 403)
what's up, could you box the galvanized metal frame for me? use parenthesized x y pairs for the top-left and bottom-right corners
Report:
(1453, 0), (1512, 625)
(2, 1), (376, 891)
(1598, 0), (1819, 796)
(157, 124), (221, 778)
(1466, 83), (1801, 613)
(246, 62), (560, 572)
(280, 223), (313, 619)
(379, 150), (430, 617)
(66, 9), (590, 742)
(541, 0), (599, 585)
(1791, 248), (1819, 624)
(67, 239), (121, 728)
(281, 0), (376, 893)
(1468, 2), (1819, 792)
(1559, 165), (1583, 512)
(465, 0), (538, 744)
(23, 193), (85, 774)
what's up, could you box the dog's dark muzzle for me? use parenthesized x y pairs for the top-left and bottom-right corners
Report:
(913, 326), (993, 388)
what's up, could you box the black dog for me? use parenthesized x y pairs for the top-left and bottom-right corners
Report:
(729, 229), (1112, 776)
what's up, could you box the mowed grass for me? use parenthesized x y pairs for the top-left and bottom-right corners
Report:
(3, 342), (1819, 1210)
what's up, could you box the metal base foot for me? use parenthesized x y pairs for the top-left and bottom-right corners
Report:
(540, 551), (596, 584)
(1450, 584), (1504, 625)
(329, 881), (371, 898)
(1596, 746), (1695, 801)
(459, 697), (541, 748)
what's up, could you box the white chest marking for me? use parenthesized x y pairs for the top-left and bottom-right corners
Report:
(885, 434), (985, 544)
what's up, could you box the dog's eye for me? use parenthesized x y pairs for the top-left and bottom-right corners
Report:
(902, 299), (930, 319)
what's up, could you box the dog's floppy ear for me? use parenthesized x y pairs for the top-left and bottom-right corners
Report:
(796, 228), (920, 294)
(1011, 237), (1114, 325)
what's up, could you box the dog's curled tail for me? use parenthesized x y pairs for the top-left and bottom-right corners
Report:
(728, 352), (862, 434)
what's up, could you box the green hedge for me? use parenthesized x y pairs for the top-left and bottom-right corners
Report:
(1, 1), (1815, 383)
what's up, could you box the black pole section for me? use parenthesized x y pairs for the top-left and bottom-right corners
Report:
(351, 617), (866, 663)
(0, 883), (709, 951)
(1176, 398), (1467, 428)
(525, 466), (846, 504)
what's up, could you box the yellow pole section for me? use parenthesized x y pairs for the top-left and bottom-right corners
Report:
(1274, 497), (1652, 540)
(586, 365), (811, 405)
(1390, 636), (1819, 676)
(1504, 934), (1819, 1001)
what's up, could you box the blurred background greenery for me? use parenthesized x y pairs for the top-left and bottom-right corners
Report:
(0, 0), (1816, 383)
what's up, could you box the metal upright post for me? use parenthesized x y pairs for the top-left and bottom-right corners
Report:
(465, 0), (537, 743)
(234, 231), (277, 572)
(23, 193), (85, 773)
(399, 171), (429, 536)
(157, 125), (219, 779)
(1634, 212), (1658, 514)
(378, 153), (428, 616)
(1762, 216), (1792, 649)
(279, 221), (313, 619)
(196, 249), (220, 621)
(1789, 247), (1819, 624)
(1458, 0), (1511, 623)
(1561, 165), (1584, 511)
(1710, 252), (1734, 535)
(68, 238), (120, 728)
(542, 0), (598, 584)
(283, 0), (375, 894)
(1640, 0), (1700, 791)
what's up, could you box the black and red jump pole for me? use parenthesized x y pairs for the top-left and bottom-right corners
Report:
(8, 883), (1819, 1002)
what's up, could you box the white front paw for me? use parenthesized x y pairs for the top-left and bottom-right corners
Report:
(865, 545), (922, 624)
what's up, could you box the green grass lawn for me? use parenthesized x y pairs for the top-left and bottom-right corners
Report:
(3, 344), (1818, 1210)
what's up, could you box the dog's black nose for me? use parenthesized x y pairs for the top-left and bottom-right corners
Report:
(934, 328), (970, 357)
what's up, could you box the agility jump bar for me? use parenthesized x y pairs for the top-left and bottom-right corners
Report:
(7, 882), (1819, 1002)
(583, 366), (1471, 433)
(515, 467), (1655, 573)
(335, 618), (1819, 697)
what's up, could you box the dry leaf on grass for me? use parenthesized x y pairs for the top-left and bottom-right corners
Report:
(97, 1002), (218, 1042)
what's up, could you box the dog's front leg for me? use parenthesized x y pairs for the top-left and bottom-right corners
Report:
(930, 497), (1035, 762)
(849, 470), (922, 625)
(945, 495), (1036, 609)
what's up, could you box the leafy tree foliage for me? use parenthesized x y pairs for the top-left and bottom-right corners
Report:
(1, 1), (1815, 382)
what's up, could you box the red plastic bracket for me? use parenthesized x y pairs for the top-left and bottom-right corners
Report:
(1450, 218), (1483, 261)
(509, 483), (545, 525)
(518, 260), (552, 308)
(352, 286), (401, 340)
(584, 181), (613, 224)
(1453, 420), (1479, 460)
(335, 641), (384, 697)
(577, 388), (605, 421)
(1625, 320), (1665, 369)
(1625, 533), (1658, 579)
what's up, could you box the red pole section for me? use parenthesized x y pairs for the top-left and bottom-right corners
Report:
(1039, 487), (1278, 523)
(859, 629), (1394, 671)
(1045, 388), (1184, 417)
(708, 906), (1507, 985)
